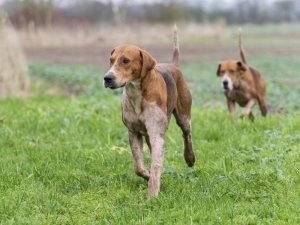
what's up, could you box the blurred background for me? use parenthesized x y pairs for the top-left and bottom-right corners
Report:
(1, 0), (300, 65)
(3, 0), (300, 27)
(0, 0), (299, 112)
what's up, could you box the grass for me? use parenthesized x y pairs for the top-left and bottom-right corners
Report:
(0, 97), (299, 224)
(0, 55), (300, 223)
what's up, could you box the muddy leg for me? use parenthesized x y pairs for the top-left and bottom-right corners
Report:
(240, 99), (256, 120)
(129, 131), (150, 180)
(227, 99), (236, 121)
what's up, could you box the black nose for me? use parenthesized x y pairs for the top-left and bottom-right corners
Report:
(104, 72), (116, 88)
(223, 80), (228, 86)
(104, 74), (115, 83)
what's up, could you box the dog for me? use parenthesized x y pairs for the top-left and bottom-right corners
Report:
(103, 25), (195, 197)
(216, 29), (268, 121)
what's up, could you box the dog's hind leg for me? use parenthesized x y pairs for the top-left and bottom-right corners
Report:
(172, 75), (195, 167)
(173, 111), (195, 167)
(258, 95), (268, 117)
(173, 89), (195, 167)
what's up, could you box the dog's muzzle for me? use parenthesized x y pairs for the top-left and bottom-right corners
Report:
(104, 72), (117, 89)
(222, 80), (229, 90)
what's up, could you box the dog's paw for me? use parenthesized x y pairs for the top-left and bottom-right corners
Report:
(135, 167), (150, 180)
(184, 151), (195, 167)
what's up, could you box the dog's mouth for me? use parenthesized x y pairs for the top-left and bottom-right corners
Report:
(222, 79), (234, 92)
(223, 84), (229, 90)
(104, 72), (126, 89)
(104, 81), (125, 89)
(222, 82), (229, 91)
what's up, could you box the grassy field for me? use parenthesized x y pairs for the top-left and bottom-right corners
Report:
(0, 53), (299, 224)
(1, 22), (300, 224)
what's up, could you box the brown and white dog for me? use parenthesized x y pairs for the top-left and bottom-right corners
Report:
(217, 29), (268, 121)
(103, 26), (195, 197)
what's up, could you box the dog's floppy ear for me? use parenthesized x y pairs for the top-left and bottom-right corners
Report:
(110, 48), (115, 56)
(217, 64), (221, 76)
(140, 49), (156, 77)
(237, 61), (247, 73)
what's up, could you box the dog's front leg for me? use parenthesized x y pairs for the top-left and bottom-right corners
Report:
(227, 99), (236, 121)
(129, 131), (150, 180)
(147, 132), (165, 197)
(143, 107), (168, 197)
(241, 98), (256, 120)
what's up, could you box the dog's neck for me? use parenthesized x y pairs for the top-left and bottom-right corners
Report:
(124, 79), (143, 114)
(126, 79), (141, 90)
(233, 81), (241, 90)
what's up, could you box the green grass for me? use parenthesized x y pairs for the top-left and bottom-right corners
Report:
(0, 56), (300, 224)
(0, 97), (299, 224)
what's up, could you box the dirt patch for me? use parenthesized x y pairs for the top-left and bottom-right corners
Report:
(18, 24), (300, 66)
(24, 44), (300, 66)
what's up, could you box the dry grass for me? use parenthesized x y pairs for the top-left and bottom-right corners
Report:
(17, 22), (229, 48)
(0, 22), (30, 97)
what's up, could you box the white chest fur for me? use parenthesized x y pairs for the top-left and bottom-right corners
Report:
(122, 80), (143, 114)
(121, 80), (146, 133)
(121, 80), (168, 135)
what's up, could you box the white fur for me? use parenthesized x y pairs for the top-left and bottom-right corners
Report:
(241, 99), (256, 116)
(103, 67), (117, 87)
(123, 80), (142, 114)
(222, 73), (233, 91)
(108, 66), (116, 74)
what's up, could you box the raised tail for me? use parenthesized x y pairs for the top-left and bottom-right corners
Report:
(172, 24), (179, 66)
(238, 27), (247, 64)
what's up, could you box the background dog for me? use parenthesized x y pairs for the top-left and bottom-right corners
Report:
(104, 25), (195, 197)
(216, 29), (268, 121)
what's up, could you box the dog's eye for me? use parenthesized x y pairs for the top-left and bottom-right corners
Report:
(220, 70), (225, 75)
(122, 58), (130, 65)
(229, 70), (234, 73)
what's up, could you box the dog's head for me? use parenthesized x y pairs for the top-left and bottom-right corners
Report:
(104, 44), (156, 89)
(216, 60), (247, 91)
